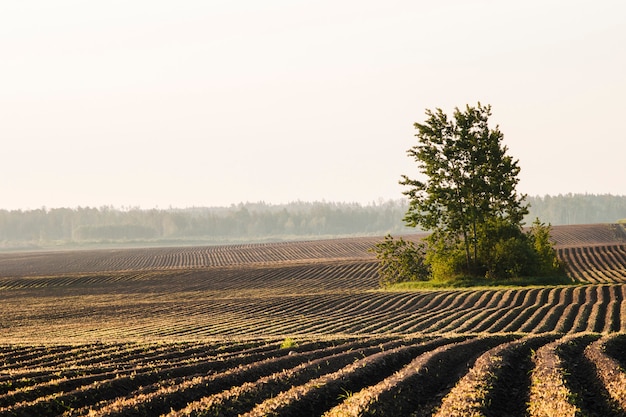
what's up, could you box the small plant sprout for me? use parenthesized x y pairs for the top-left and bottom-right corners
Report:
(280, 337), (298, 349)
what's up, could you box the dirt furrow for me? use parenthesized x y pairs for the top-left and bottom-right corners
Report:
(434, 334), (557, 417)
(243, 336), (471, 417)
(529, 335), (582, 417)
(585, 335), (626, 410)
(556, 334), (625, 416)
(323, 336), (513, 417)
(0, 340), (353, 416)
(83, 338), (409, 417)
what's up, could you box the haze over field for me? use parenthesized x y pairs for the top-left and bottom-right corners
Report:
(2, 1), (625, 210)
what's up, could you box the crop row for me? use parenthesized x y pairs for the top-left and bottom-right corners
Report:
(0, 237), (382, 278)
(3, 243), (626, 295)
(0, 260), (380, 292)
(2, 284), (626, 342)
(558, 244), (626, 283)
(138, 284), (624, 337)
(549, 223), (626, 247)
(2, 223), (624, 280)
(0, 334), (625, 416)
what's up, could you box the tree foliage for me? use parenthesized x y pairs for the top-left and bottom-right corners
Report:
(400, 103), (529, 276)
(369, 234), (430, 287)
(373, 103), (567, 284)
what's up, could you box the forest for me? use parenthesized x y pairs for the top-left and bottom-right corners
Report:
(0, 194), (625, 249)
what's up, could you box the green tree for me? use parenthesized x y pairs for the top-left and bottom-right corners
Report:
(400, 103), (528, 277)
(396, 103), (570, 282)
(369, 234), (430, 287)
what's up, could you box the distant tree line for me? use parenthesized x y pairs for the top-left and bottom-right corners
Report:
(0, 201), (412, 248)
(526, 193), (626, 225)
(0, 194), (625, 248)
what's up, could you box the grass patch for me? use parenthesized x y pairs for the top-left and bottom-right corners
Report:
(382, 274), (575, 290)
(280, 337), (298, 349)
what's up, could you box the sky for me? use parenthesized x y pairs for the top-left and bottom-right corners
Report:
(1, 1), (625, 210)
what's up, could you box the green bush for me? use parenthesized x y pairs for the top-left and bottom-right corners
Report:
(280, 337), (298, 349)
(527, 218), (566, 277)
(372, 219), (566, 287)
(475, 218), (535, 279)
(369, 234), (430, 287)
(423, 235), (467, 282)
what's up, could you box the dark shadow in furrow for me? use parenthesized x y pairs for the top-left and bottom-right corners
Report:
(0, 346), (76, 369)
(557, 334), (626, 417)
(571, 287), (594, 333)
(560, 247), (578, 282)
(534, 288), (571, 333)
(481, 334), (559, 417)
(608, 286), (623, 332)
(1, 342), (268, 408)
(603, 334), (626, 370)
(556, 288), (583, 333)
(501, 289), (547, 332)
(366, 336), (516, 417)
(574, 247), (598, 283)
(577, 246), (597, 282)
(588, 246), (611, 282)
(615, 244), (626, 257)
(453, 290), (505, 327)
(353, 293), (435, 331)
(519, 288), (561, 333)
(0, 345), (97, 370)
(600, 246), (624, 282)
(272, 337), (469, 417)
(359, 292), (469, 334)
(476, 290), (529, 333)
(320, 294), (425, 335)
(423, 292), (497, 332)
(404, 293), (477, 332)
(601, 246), (626, 282)
(591, 285), (609, 333)
(435, 290), (504, 333)
(66, 342), (217, 369)
(402, 292), (479, 332)
(417, 291), (461, 312)
(0, 368), (136, 410)
(106, 338), (411, 417)
(534, 303), (565, 334)
(0, 345), (159, 384)
(0, 340), (356, 416)
(357, 292), (414, 314)
(268, 295), (389, 335)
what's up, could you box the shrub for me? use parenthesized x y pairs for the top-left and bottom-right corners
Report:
(280, 337), (298, 349)
(476, 218), (535, 279)
(527, 218), (566, 277)
(373, 220), (566, 286)
(369, 234), (430, 287)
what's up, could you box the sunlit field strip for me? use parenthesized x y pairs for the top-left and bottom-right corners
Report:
(1, 333), (624, 416)
(558, 244), (626, 283)
(0, 238), (383, 278)
(0, 224), (626, 415)
(3, 285), (626, 343)
(1, 223), (623, 279)
(549, 223), (626, 247)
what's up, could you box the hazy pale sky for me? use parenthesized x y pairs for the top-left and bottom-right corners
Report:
(2, 1), (625, 210)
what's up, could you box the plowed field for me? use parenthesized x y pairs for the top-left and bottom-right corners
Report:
(1, 223), (626, 416)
